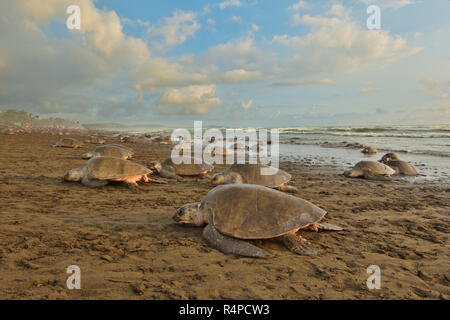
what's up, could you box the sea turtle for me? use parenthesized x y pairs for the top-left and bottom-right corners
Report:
(362, 146), (377, 154)
(212, 163), (298, 193)
(84, 136), (106, 144)
(82, 145), (134, 160)
(174, 184), (342, 257)
(379, 153), (403, 163)
(53, 138), (82, 148)
(381, 160), (419, 176)
(148, 157), (214, 180)
(344, 161), (395, 181)
(64, 156), (165, 187)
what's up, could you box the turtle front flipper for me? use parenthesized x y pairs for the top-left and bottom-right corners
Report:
(362, 169), (391, 181)
(81, 175), (108, 187)
(304, 222), (343, 231)
(202, 223), (271, 258)
(159, 167), (181, 180)
(280, 232), (318, 256)
(276, 184), (298, 193)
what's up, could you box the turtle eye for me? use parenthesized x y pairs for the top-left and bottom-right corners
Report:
(177, 208), (184, 216)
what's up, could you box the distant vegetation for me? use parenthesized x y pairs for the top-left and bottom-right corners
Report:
(0, 109), (82, 128)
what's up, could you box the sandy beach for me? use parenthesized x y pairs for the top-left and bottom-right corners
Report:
(0, 131), (448, 300)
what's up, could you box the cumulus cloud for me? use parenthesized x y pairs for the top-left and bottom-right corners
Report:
(149, 10), (200, 51)
(273, 7), (421, 77)
(356, 0), (416, 9)
(289, 1), (310, 11)
(241, 99), (253, 110)
(156, 84), (222, 115)
(218, 69), (263, 83)
(271, 79), (335, 87)
(219, 0), (243, 10)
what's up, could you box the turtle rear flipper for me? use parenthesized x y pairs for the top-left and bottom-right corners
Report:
(276, 184), (298, 193)
(159, 167), (181, 180)
(280, 232), (318, 256)
(202, 223), (271, 258)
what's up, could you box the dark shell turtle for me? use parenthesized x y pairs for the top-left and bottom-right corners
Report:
(212, 163), (297, 193)
(362, 146), (377, 154)
(53, 138), (82, 148)
(148, 157), (213, 180)
(174, 184), (342, 257)
(64, 156), (165, 187)
(383, 160), (419, 176)
(82, 145), (134, 160)
(379, 153), (402, 163)
(344, 161), (395, 181)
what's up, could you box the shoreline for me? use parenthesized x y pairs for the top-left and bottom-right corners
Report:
(0, 131), (449, 299)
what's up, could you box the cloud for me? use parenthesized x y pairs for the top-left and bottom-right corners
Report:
(241, 99), (253, 110)
(417, 77), (450, 99)
(231, 16), (242, 23)
(356, 0), (416, 9)
(271, 79), (335, 87)
(289, 1), (309, 11)
(156, 84), (222, 115)
(218, 69), (263, 83)
(207, 18), (216, 26)
(149, 10), (200, 51)
(219, 0), (243, 10)
(358, 87), (381, 95)
(273, 7), (421, 77)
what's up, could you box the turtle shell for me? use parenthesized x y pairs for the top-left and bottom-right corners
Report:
(56, 138), (81, 147)
(162, 157), (213, 176)
(225, 164), (291, 188)
(204, 184), (326, 240)
(93, 145), (133, 159)
(354, 161), (395, 176)
(384, 160), (419, 176)
(87, 157), (151, 180)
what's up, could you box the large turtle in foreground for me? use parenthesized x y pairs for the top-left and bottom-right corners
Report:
(212, 163), (297, 193)
(344, 161), (395, 181)
(148, 157), (214, 180)
(53, 138), (82, 148)
(174, 184), (342, 257)
(64, 156), (165, 187)
(82, 145), (134, 160)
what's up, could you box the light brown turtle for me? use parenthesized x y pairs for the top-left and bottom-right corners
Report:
(344, 161), (395, 181)
(82, 145), (134, 160)
(148, 157), (214, 180)
(212, 163), (297, 193)
(362, 146), (377, 154)
(64, 156), (166, 187)
(174, 184), (342, 257)
(379, 153), (403, 163)
(53, 138), (82, 148)
(382, 160), (419, 176)
(84, 136), (106, 144)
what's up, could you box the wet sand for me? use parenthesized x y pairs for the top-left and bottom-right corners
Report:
(0, 132), (449, 299)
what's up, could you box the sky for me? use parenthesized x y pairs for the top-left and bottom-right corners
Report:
(0, 0), (449, 127)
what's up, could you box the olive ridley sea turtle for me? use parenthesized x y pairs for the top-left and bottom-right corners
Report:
(212, 163), (298, 193)
(174, 184), (342, 258)
(64, 156), (165, 187)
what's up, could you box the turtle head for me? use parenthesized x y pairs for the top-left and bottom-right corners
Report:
(211, 172), (225, 185)
(148, 161), (162, 173)
(379, 153), (401, 163)
(344, 169), (361, 178)
(173, 202), (208, 227)
(64, 166), (87, 182)
(81, 152), (94, 159)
